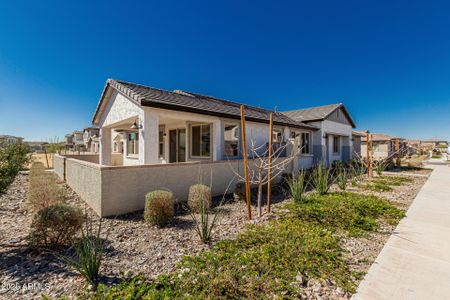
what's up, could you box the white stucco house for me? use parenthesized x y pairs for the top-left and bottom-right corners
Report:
(283, 103), (357, 166)
(54, 79), (360, 217)
(92, 79), (319, 168)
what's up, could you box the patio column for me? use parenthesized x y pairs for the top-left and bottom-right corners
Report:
(100, 127), (111, 165)
(213, 119), (224, 161)
(140, 110), (159, 164)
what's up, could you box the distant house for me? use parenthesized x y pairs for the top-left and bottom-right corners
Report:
(358, 132), (406, 160)
(421, 139), (449, 153)
(65, 134), (74, 150)
(352, 130), (366, 157)
(24, 141), (48, 152)
(83, 127), (100, 153)
(0, 135), (23, 145)
(283, 103), (357, 166)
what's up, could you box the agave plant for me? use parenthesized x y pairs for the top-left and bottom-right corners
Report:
(288, 170), (308, 203)
(61, 214), (106, 289)
(311, 161), (331, 195)
(335, 165), (348, 191)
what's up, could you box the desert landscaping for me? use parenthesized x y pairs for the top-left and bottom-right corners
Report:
(0, 144), (432, 298)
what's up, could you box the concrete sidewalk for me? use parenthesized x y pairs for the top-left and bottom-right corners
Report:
(353, 163), (450, 300)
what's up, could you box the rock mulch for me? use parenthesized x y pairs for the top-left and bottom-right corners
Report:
(0, 170), (429, 300)
(0, 172), (286, 299)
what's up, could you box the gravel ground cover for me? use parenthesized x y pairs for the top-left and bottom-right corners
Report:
(0, 170), (429, 299)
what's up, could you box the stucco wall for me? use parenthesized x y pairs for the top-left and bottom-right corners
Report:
(63, 154), (99, 164)
(100, 157), (293, 216)
(54, 154), (65, 180)
(299, 155), (314, 169)
(65, 158), (103, 215)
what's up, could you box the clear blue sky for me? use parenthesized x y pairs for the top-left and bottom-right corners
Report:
(1, 0), (450, 141)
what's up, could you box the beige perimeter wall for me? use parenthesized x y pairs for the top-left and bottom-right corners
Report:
(56, 154), (293, 217)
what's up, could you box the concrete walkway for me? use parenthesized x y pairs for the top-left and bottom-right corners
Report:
(353, 163), (450, 300)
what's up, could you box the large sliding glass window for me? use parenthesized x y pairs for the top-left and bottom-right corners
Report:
(191, 124), (211, 158)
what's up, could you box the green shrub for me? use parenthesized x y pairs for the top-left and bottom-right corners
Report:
(374, 160), (387, 176)
(288, 170), (307, 203)
(29, 203), (83, 248)
(288, 192), (404, 236)
(335, 165), (348, 191)
(311, 161), (331, 195)
(188, 184), (211, 212)
(0, 142), (30, 193)
(144, 190), (174, 226)
(62, 215), (106, 289)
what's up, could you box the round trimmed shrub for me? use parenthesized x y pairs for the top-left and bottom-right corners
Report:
(29, 203), (83, 248)
(188, 184), (211, 212)
(144, 190), (174, 226)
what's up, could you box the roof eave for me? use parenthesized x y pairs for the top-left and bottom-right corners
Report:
(140, 99), (317, 130)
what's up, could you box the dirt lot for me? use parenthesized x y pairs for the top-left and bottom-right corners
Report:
(29, 153), (53, 169)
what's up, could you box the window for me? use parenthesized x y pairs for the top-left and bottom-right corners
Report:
(159, 129), (164, 157)
(374, 143), (381, 152)
(224, 124), (239, 157)
(273, 129), (282, 143)
(333, 136), (340, 153)
(301, 132), (311, 154)
(127, 132), (139, 155)
(191, 124), (211, 157)
(113, 142), (118, 153)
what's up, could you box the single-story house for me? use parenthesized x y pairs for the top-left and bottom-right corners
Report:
(283, 103), (357, 166)
(54, 79), (360, 217)
(92, 79), (318, 168)
(358, 132), (406, 160)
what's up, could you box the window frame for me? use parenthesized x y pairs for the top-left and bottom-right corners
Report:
(127, 132), (139, 156)
(333, 135), (340, 154)
(301, 132), (311, 154)
(190, 123), (212, 159)
(223, 123), (240, 158)
(158, 129), (165, 158)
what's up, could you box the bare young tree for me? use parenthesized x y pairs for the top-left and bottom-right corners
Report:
(229, 137), (301, 218)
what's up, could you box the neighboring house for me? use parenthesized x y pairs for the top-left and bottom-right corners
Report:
(65, 134), (74, 150)
(352, 130), (366, 157)
(83, 127), (100, 153)
(92, 79), (317, 167)
(0, 135), (24, 145)
(421, 139), (449, 153)
(73, 131), (86, 151)
(283, 103), (357, 166)
(25, 141), (48, 152)
(406, 140), (421, 155)
(359, 132), (406, 160)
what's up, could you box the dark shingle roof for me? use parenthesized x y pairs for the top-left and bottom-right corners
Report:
(283, 103), (356, 128)
(93, 79), (316, 130)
